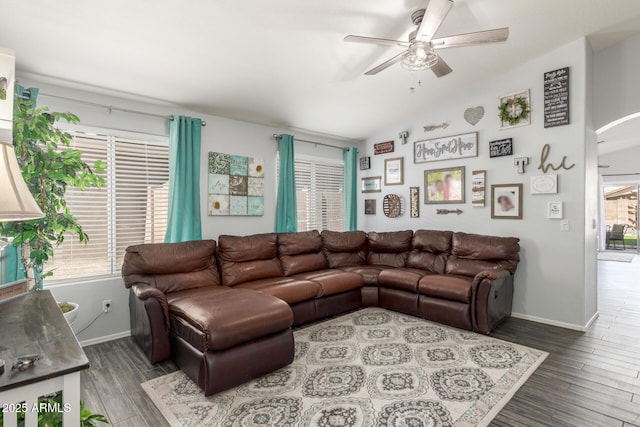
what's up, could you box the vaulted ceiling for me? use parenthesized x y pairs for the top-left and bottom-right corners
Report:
(3, 0), (640, 140)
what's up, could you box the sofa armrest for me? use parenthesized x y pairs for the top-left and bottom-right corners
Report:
(472, 270), (514, 334)
(129, 283), (171, 364)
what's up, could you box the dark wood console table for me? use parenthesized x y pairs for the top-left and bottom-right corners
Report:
(0, 290), (89, 426)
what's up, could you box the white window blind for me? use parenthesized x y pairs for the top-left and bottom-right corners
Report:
(46, 132), (169, 282)
(295, 158), (344, 232)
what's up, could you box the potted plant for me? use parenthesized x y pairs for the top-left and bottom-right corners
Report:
(0, 94), (105, 291)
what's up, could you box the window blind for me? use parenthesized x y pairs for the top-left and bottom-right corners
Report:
(295, 158), (344, 232)
(46, 132), (169, 282)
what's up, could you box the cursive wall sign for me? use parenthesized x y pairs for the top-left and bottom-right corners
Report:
(414, 132), (478, 164)
(538, 143), (575, 173)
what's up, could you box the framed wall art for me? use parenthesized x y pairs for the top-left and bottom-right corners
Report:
(471, 170), (486, 207)
(374, 140), (394, 155)
(364, 199), (376, 215)
(491, 183), (523, 219)
(409, 187), (420, 218)
(208, 152), (264, 216)
(489, 138), (513, 158)
(383, 194), (402, 218)
(547, 201), (564, 219)
(362, 176), (382, 193)
(384, 157), (404, 186)
(414, 132), (478, 164)
(424, 166), (465, 204)
(359, 156), (371, 170)
(498, 89), (531, 129)
(531, 175), (558, 194)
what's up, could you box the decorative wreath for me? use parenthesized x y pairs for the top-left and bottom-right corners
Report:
(498, 96), (531, 126)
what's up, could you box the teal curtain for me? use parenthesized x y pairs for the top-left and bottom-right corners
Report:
(0, 86), (38, 285)
(343, 147), (358, 231)
(164, 116), (202, 243)
(275, 134), (297, 233)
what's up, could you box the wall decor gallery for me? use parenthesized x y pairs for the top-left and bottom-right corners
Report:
(207, 152), (265, 216)
(409, 187), (420, 218)
(414, 132), (478, 164)
(498, 89), (531, 129)
(489, 138), (513, 158)
(471, 170), (486, 207)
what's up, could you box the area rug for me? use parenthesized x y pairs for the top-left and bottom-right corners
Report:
(142, 308), (547, 427)
(598, 251), (636, 263)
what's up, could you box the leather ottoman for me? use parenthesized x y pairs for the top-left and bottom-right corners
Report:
(167, 286), (295, 396)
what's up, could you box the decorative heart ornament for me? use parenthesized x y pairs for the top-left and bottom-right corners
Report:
(464, 106), (485, 126)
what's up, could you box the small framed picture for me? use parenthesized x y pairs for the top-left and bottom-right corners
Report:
(384, 157), (404, 186)
(359, 156), (371, 170)
(424, 166), (465, 204)
(499, 89), (531, 129)
(530, 175), (558, 194)
(362, 176), (382, 193)
(548, 202), (563, 219)
(491, 183), (523, 219)
(364, 199), (376, 215)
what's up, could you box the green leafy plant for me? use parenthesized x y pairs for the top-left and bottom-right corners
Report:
(0, 96), (105, 288)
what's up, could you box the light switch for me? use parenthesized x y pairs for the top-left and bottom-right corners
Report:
(561, 220), (570, 232)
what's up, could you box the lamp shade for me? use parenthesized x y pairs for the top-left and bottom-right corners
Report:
(0, 141), (44, 221)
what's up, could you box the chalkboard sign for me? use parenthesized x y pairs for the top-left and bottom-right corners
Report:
(544, 67), (570, 128)
(489, 138), (513, 158)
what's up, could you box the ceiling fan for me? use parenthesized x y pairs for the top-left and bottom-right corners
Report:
(345, 0), (509, 77)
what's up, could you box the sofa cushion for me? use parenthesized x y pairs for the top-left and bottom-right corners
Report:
(278, 231), (328, 276)
(122, 240), (220, 294)
(418, 274), (474, 303)
(218, 233), (283, 286)
(321, 230), (367, 268)
(446, 232), (520, 277)
(406, 230), (452, 274)
(291, 269), (364, 297)
(234, 277), (321, 304)
(167, 287), (293, 352)
(340, 265), (391, 286)
(378, 268), (433, 292)
(367, 230), (413, 267)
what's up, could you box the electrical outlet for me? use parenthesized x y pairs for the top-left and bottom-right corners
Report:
(102, 299), (112, 313)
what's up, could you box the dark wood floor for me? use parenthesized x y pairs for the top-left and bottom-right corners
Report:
(82, 257), (640, 427)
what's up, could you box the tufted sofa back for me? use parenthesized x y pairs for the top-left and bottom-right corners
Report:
(278, 230), (328, 276)
(445, 232), (520, 277)
(321, 230), (368, 268)
(218, 233), (282, 286)
(366, 230), (413, 267)
(406, 230), (452, 274)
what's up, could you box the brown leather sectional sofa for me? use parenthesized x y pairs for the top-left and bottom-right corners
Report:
(122, 229), (519, 395)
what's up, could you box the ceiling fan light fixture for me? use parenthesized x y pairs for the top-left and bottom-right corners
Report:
(401, 42), (438, 71)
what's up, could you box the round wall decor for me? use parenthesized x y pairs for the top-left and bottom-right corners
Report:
(383, 194), (402, 218)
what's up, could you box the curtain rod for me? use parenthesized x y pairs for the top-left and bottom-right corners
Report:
(272, 133), (347, 151)
(17, 90), (207, 126)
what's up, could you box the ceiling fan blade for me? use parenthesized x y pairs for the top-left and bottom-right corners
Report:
(431, 28), (509, 49)
(431, 55), (453, 78)
(416, 0), (453, 42)
(365, 51), (407, 75)
(345, 35), (410, 48)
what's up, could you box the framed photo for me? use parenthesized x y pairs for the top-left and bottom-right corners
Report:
(499, 89), (531, 129)
(362, 176), (382, 193)
(364, 199), (376, 215)
(471, 170), (486, 207)
(359, 156), (371, 170)
(424, 166), (465, 204)
(530, 175), (558, 194)
(414, 132), (478, 164)
(491, 184), (523, 219)
(384, 157), (404, 186)
(548, 202), (564, 219)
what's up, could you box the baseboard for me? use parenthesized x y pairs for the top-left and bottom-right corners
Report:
(80, 330), (131, 347)
(511, 312), (599, 332)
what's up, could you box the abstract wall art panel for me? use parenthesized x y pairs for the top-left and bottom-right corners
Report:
(208, 151), (264, 216)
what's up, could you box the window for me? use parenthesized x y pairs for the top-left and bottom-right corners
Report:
(295, 156), (344, 232)
(46, 131), (169, 282)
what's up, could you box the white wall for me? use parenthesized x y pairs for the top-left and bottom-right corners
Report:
(358, 38), (598, 329)
(594, 33), (640, 130)
(17, 76), (353, 344)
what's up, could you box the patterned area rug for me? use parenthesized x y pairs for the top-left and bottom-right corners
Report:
(598, 251), (636, 263)
(142, 308), (547, 427)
